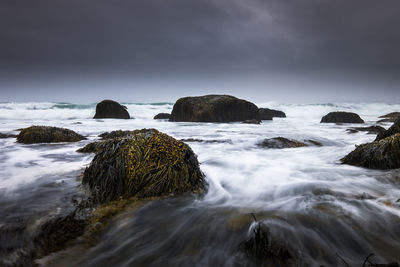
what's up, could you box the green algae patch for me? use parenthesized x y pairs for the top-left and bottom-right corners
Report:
(82, 128), (206, 205)
(17, 125), (85, 144)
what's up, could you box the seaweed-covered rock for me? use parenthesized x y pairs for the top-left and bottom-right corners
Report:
(154, 113), (171, 120)
(347, 125), (385, 135)
(375, 119), (400, 141)
(259, 108), (286, 120)
(93, 100), (130, 119)
(169, 95), (260, 122)
(98, 130), (135, 139)
(258, 137), (307, 149)
(242, 221), (295, 266)
(341, 133), (400, 170)
(320, 112), (364, 123)
(241, 119), (261, 124)
(82, 129), (206, 205)
(17, 126), (85, 144)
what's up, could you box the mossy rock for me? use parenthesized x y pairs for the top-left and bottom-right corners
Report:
(98, 130), (136, 139)
(341, 133), (400, 170)
(375, 119), (400, 141)
(0, 132), (17, 139)
(378, 112), (400, 122)
(169, 94), (260, 122)
(321, 112), (364, 123)
(347, 125), (385, 135)
(258, 137), (307, 149)
(17, 126), (86, 144)
(82, 129), (206, 205)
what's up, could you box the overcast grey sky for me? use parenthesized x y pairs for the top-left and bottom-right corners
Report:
(1, 0), (399, 103)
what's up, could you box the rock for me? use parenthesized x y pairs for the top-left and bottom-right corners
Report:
(346, 126), (386, 135)
(98, 130), (135, 139)
(179, 138), (232, 144)
(320, 112), (364, 123)
(93, 100), (130, 119)
(82, 129), (206, 205)
(169, 95), (260, 122)
(77, 142), (100, 153)
(0, 133), (17, 138)
(304, 139), (323, 146)
(375, 119), (400, 141)
(241, 119), (261, 124)
(259, 108), (286, 119)
(258, 137), (307, 149)
(377, 118), (396, 123)
(379, 112), (400, 120)
(153, 113), (171, 120)
(341, 133), (400, 170)
(16, 126), (85, 144)
(241, 220), (296, 266)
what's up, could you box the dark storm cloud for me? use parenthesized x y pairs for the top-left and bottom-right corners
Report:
(1, 0), (400, 75)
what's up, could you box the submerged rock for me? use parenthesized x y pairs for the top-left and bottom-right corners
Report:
(0, 133), (17, 138)
(82, 129), (206, 205)
(375, 119), (400, 141)
(321, 112), (364, 124)
(258, 137), (307, 149)
(347, 125), (385, 135)
(241, 221), (295, 267)
(153, 113), (171, 120)
(241, 119), (261, 124)
(169, 94), (260, 122)
(93, 100), (130, 119)
(16, 126), (85, 144)
(259, 108), (286, 120)
(341, 133), (400, 170)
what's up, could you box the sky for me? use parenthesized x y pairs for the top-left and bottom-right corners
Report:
(0, 0), (399, 103)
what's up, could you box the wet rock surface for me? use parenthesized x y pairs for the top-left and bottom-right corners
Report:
(93, 100), (130, 119)
(16, 126), (85, 144)
(259, 108), (286, 119)
(169, 95), (260, 122)
(321, 112), (364, 123)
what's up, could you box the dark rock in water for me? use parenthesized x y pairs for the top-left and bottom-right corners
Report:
(304, 139), (323, 146)
(377, 118), (396, 123)
(77, 142), (100, 153)
(341, 133), (400, 170)
(153, 113), (171, 120)
(241, 221), (295, 266)
(169, 94), (260, 122)
(320, 112), (364, 123)
(179, 138), (232, 144)
(16, 126), (85, 144)
(99, 130), (135, 139)
(0, 132), (17, 138)
(375, 119), (400, 141)
(379, 112), (400, 120)
(241, 119), (261, 124)
(82, 129), (206, 205)
(33, 212), (86, 257)
(258, 137), (307, 149)
(93, 100), (130, 119)
(259, 108), (286, 119)
(347, 126), (386, 135)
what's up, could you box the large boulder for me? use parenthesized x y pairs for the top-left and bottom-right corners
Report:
(259, 108), (286, 120)
(169, 95), (260, 122)
(17, 126), (85, 144)
(320, 112), (364, 123)
(93, 100), (130, 119)
(257, 137), (307, 149)
(341, 133), (400, 170)
(375, 118), (400, 141)
(153, 113), (171, 120)
(82, 129), (206, 204)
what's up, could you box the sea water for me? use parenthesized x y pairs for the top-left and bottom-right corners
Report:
(0, 101), (399, 266)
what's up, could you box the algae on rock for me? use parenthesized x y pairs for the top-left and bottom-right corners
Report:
(82, 129), (206, 205)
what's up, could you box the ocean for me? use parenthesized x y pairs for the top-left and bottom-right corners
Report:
(1, 101), (400, 266)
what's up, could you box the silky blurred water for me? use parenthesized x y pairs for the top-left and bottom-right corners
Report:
(0, 101), (400, 266)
